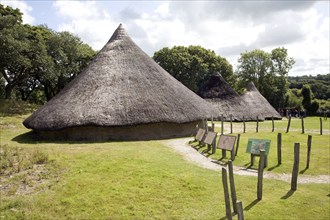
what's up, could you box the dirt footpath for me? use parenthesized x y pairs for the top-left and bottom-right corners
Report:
(164, 138), (329, 184)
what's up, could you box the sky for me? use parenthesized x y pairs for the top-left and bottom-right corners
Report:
(1, 0), (329, 76)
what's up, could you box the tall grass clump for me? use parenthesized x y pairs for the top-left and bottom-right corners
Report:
(0, 145), (49, 175)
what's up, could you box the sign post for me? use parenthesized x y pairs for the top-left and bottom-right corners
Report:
(246, 139), (271, 168)
(217, 135), (237, 161)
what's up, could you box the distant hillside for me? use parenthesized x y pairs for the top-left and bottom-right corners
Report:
(288, 74), (330, 100)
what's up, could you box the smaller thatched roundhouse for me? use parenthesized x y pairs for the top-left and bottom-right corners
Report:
(23, 24), (212, 141)
(198, 74), (255, 121)
(241, 82), (281, 120)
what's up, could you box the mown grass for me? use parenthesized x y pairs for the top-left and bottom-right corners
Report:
(0, 113), (329, 219)
(205, 117), (330, 175)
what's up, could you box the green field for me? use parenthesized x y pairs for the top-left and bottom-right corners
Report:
(0, 113), (329, 219)
(202, 117), (330, 175)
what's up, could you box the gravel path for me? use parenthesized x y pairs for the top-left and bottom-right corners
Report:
(164, 138), (330, 184)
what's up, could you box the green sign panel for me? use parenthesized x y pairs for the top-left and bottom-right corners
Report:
(246, 139), (271, 155)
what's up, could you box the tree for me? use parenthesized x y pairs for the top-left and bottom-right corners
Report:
(36, 27), (96, 100)
(301, 85), (319, 115)
(0, 4), (96, 102)
(236, 47), (295, 109)
(153, 45), (235, 93)
(0, 4), (51, 100)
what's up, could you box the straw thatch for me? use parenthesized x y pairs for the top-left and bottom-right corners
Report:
(23, 24), (212, 140)
(241, 82), (281, 120)
(198, 74), (255, 121)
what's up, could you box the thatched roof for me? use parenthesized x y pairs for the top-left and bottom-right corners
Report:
(241, 82), (281, 120)
(198, 74), (255, 121)
(198, 74), (239, 99)
(23, 24), (211, 131)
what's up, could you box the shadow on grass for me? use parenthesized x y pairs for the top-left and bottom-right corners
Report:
(299, 167), (309, 174)
(211, 160), (227, 167)
(267, 163), (281, 171)
(219, 212), (236, 220)
(12, 131), (40, 144)
(281, 189), (295, 199)
(12, 131), (133, 144)
(244, 199), (260, 211)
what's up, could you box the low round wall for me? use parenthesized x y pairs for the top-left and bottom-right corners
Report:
(35, 121), (203, 141)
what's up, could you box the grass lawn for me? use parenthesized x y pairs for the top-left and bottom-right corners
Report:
(0, 114), (329, 219)
(205, 117), (330, 176)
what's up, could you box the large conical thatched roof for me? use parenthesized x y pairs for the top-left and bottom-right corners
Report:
(23, 24), (211, 140)
(198, 74), (255, 121)
(241, 82), (281, 120)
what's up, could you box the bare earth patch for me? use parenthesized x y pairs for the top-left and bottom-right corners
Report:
(164, 138), (329, 184)
(0, 163), (61, 197)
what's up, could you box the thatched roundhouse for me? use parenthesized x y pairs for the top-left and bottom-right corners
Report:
(241, 82), (281, 120)
(198, 74), (255, 121)
(23, 24), (212, 141)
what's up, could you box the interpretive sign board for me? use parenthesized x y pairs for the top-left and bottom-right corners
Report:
(246, 139), (271, 155)
(195, 128), (206, 142)
(217, 135), (237, 151)
(204, 131), (217, 145)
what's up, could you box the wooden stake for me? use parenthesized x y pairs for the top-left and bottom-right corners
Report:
(301, 117), (304, 134)
(205, 119), (208, 133)
(222, 168), (232, 220)
(286, 116), (291, 133)
(236, 201), (244, 220)
(235, 134), (241, 156)
(320, 118), (323, 135)
(243, 117), (246, 133)
(291, 143), (300, 191)
(272, 116), (274, 132)
(221, 115), (224, 135)
(306, 135), (312, 169)
(228, 160), (237, 214)
(277, 133), (282, 165)
(257, 150), (265, 200)
(230, 115), (233, 134)
(256, 116), (259, 133)
(222, 149), (227, 159)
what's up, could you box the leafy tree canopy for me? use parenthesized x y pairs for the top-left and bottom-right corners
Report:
(153, 45), (235, 93)
(0, 4), (96, 102)
(236, 47), (295, 109)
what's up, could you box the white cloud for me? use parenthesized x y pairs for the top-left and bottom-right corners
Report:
(53, 0), (117, 50)
(51, 1), (328, 76)
(0, 0), (35, 24)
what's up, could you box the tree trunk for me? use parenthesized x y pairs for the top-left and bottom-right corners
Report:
(5, 84), (13, 99)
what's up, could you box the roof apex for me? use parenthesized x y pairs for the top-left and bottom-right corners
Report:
(107, 23), (129, 43)
(246, 81), (258, 91)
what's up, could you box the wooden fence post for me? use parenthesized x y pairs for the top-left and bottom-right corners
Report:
(222, 149), (227, 159)
(301, 117), (304, 134)
(257, 150), (265, 200)
(222, 168), (232, 220)
(236, 201), (244, 220)
(291, 143), (300, 191)
(306, 135), (312, 169)
(243, 117), (246, 133)
(256, 116), (259, 133)
(230, 115), (233, 134)
(277, 133), (282, 165)
(228, 160), (237, 214)
(272, 116), (275, 132)
(286, 116), (291, 133)
(235, 134), (241, 156)
(221, 115), (224, 135)
(205, 119), (208, 133)
(320, 118), (323, 135)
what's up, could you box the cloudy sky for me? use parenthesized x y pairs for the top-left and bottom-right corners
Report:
(1, 0), (329, 76)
